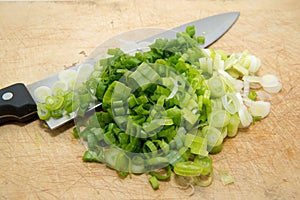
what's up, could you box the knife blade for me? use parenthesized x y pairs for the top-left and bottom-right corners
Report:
(0, 12), (239, 129)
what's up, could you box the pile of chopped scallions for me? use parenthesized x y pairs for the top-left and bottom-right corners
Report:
(35, 26), (282, 191)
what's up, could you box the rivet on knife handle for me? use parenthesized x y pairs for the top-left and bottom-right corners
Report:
(0, 83), (37, 124)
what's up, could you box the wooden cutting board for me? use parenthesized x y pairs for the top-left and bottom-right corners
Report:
(0, 0), (299, 199)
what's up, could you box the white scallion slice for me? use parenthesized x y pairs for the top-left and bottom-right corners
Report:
(233, 63), (249, 76)
(218, 69), (239, 92)
(248, 55), (261, 73)
(201, 48), (211, 57)
(199, 57), (213, 74)
(243, 75), (262, 89)
(213, 53), (224, 70)
(221, 93), (240, 114)
(238, 105), (253, 128)
(243, 80), (250, 97)
(260, 74), (282, 93)
(249, 101), (271, 118)
(58, 69), (77, 82)
(221, 127), (228, 139)
(250, 82), (262, 89)
(34, 86), (52, 103)
(207, 58), (213, 74)
(243, 98), (253, 107)
(208, 110), (231, 128)
(58, 69), (78, 90)
(235, 80), (244, 92)
(52, 81), (68, 95)
(208, 76), (226, 98)
(76, 63), (94, 84)
(243, 75), (261, 83)
(256, 91), (272, 101)
(263, 82), (282, 94)
(202, 126), (223, 147)
(260, 74), (279, 88)
(224, 54), (238, 70)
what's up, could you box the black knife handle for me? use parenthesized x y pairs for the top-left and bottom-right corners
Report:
(0, 83), (37, 124)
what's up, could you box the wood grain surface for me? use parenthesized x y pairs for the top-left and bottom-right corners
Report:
(0, 0), (299, 199)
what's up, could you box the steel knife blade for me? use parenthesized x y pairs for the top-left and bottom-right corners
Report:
(0, 12), (240, 129)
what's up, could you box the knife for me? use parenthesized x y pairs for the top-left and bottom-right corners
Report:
(0, 12), (240, 129)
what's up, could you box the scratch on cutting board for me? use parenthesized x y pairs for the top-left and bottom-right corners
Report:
(58, 176), (84, 199)
(79, 50), (87, 57)
(34, 133), (41, 148)
(64, 62), (77, 70)
(53, 0), (97, 6)
(264, 179), (296, 200)
(133, 0), (143, 25)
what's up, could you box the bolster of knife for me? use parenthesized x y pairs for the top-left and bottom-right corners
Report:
(0, 83), (37, 124)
